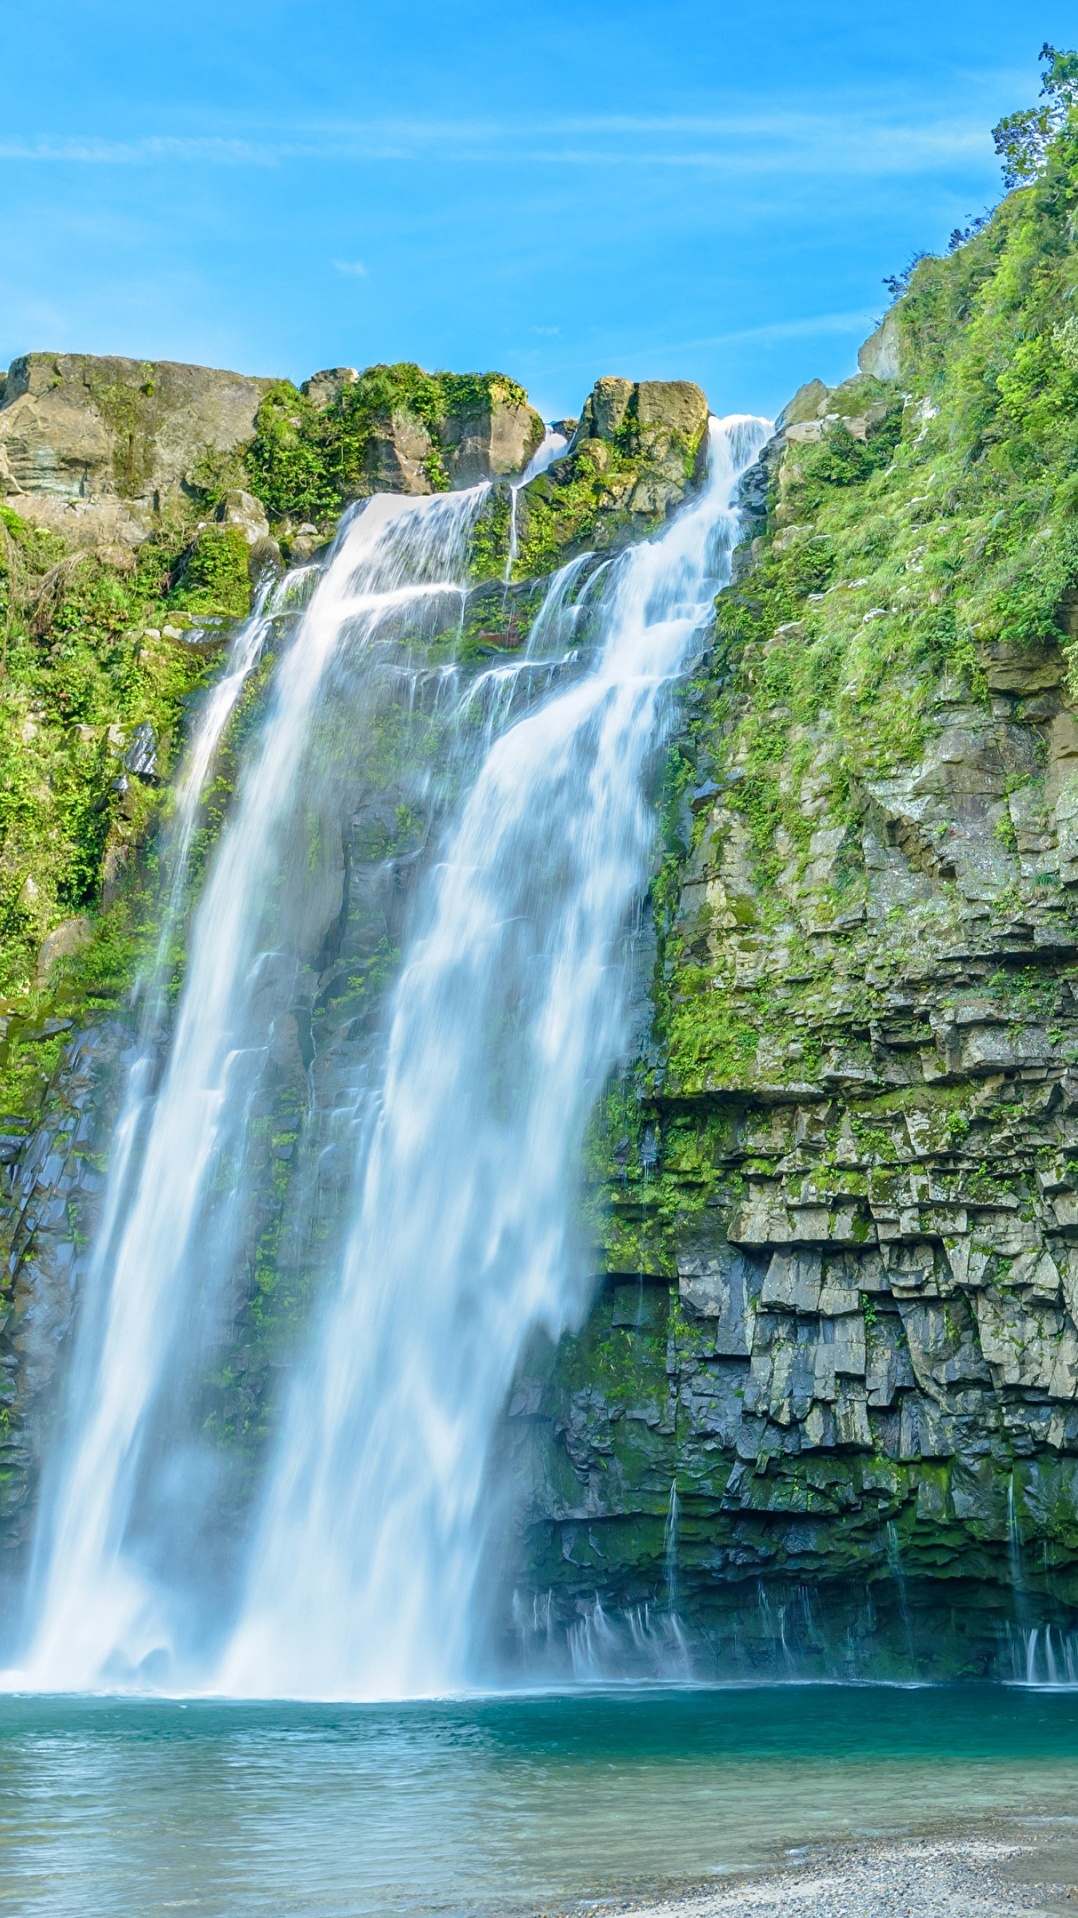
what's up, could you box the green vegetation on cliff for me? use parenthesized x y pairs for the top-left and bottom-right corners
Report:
(0, 500), (259, 1118)
(659, 47), (1078, 1095)
(245, 365), (532, 523)
(510, 52), (1078, 1667)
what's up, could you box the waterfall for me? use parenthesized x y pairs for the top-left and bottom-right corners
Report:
(13, 590), (273, 1666)
(221, 414), (767, 1699)
(148, 575), (279, 992)
(13, 414), (765, 1698)
(14, 486), (489, 1690)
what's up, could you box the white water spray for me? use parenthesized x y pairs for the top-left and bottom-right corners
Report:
(222, 415), (766, 1698)
(16, 487), (488, 1690)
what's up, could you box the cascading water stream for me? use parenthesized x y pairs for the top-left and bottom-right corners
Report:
(148, 576), (278, 999)
(15, 485), (489, 1691)
(222, 413), (767, 1699)
(14, 588), (274, 1657)
(505, 430), (568, 582)
(13, 416), (764, 1697)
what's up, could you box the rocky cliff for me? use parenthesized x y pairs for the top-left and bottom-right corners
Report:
(3, 60), (1078, 1680)
(507, 84), (1078, 1677)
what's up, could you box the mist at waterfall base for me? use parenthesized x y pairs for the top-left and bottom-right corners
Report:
(8, 417), (780, 1700)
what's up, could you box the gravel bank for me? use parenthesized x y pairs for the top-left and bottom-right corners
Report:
(611, 1829), (1078, 1917)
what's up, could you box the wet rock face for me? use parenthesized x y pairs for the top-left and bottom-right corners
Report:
(509, 405), (1078, 1670)
(0, 1021), (126, 1556)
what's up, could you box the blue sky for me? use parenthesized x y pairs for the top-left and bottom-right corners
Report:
(0, 3), (1072, 422)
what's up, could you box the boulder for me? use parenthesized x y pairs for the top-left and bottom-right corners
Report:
(857, 311), (903, 382)
(578, 377), (709, 452)
(34, 915), (92, 985)
(580, 377), (635, 441)
(777, 379), (831, 429)
(0, 353), (275, 538)
(216, 489), (270, 546)
(635, 379), (709, 443)
(302, 367), (359, 412)
(441, 383), (545, 486)
(1, 494), (151, 550)
(365, 409), (438, 495)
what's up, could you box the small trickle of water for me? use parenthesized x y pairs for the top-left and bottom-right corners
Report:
(664, 1481), (680, 1614)
(505, 430), (568, 581)
(1006, 1622), (1078, 1687)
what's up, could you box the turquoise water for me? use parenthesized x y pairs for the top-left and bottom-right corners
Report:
(0, 1686), (1076, 1916)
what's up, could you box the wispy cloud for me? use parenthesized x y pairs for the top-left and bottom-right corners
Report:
(0, 134), (279, 165)
(707, 309), (880, 347)
(333, 259), (368, 277)
(519, 310), (879, 381)
(0, 106), (993, 180)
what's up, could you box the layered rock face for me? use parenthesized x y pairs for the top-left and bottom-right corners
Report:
(513, 643), (1078, 1671)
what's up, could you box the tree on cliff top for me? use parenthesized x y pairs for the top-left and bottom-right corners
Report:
(993, 43), (1078, 188)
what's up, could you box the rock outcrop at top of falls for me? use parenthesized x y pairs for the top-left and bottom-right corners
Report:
(510, 376), (710, 577)
(4, 70), (1078, 1677)
(0, 353), (549, 551)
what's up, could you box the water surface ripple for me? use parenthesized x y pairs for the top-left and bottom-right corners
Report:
(0, 1687), (1076, 1917)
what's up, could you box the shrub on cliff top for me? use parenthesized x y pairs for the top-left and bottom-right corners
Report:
(993, 43), (1078, 188)
(245, 364), (529, 523)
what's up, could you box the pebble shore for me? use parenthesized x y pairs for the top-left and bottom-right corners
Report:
(612, 1831), (1078, 1918)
